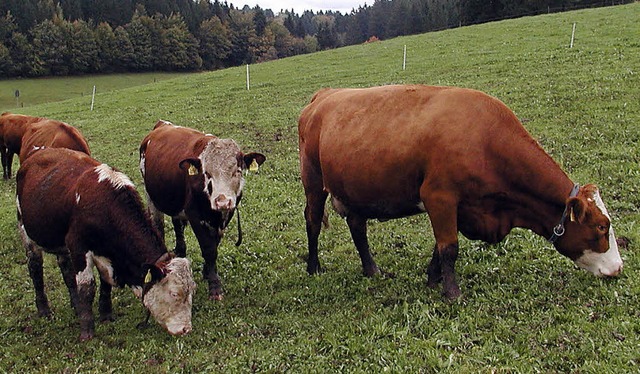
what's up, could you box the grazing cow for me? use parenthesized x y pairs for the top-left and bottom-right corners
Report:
(139, 120), (266, 300)
(298, 85), (623, 299)
(0, 112), (43, 179)
(19, 119), (91, 163)
(16, 147), (196, 341)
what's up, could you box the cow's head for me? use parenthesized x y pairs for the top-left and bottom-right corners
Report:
(179, 139), (266, 224)
(142, 257), (196, 336)
(554, 184), (623, 277)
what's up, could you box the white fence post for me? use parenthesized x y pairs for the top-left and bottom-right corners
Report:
(246, 64), (250, 91)
(570, 22), (576, 48)
(403, 45), (407, 71)
(90, 85), (96, 111)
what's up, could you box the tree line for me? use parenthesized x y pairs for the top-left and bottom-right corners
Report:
(0, 0), (631, 78)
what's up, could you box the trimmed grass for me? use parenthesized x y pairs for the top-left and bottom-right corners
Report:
(0, 3), (638, 372)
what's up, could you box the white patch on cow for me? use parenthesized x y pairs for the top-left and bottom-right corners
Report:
(16, 196), (22, 217)
(139, 151), (146, 178)
(93, 255), (116, 286)
(417, 202), (427, 212)
(75, 192), (81, 204)
(575, 190), (623, 277)
(76, 252), (96, 286)
(95, 164), (135, 190)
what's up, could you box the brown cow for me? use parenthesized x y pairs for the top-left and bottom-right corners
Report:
(0, 112), (43, 179)
(298, 85), (623, 299)
(139, 120), (266, 300)
(16, 147), (196, 341)
(0, 112), (91, 179)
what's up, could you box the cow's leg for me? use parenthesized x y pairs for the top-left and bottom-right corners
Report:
(25, 244), (51, 317)
(301, 164), (328, 275)
(426, 245), (442, 288)
(18, 217), (52, 317)
(190, 220), (223, 300)
(422, 191), (461, 300)
(56, 251), (80, 315)
(172, 217), (188, 258)
(346, 214), (380, 276)
(146, 196), (165, 239)
(1, 146), (8, 179)
(98, 278), (114, 322)
(66, 233), (96, 341)
(6, 150), (14, 180)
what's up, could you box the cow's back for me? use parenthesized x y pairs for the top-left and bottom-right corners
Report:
(141, 122), (213, 215)
(299, 85), (545, 219)
(19, 120), (91, 162)
(17, 148), (99, 247)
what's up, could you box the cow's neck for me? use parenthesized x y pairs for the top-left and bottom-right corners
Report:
(506, 142), (576, 241)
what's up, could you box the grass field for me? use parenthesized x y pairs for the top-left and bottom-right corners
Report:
(0, 72), (197, 112)
(0, 3), (639, 372)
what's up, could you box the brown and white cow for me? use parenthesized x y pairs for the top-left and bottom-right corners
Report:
(139, 120), (265, 300)
(16, 147), (196, 341)
(298, 85), (623, 299)
(0, 112), (43, 179)
(0, 112), (91, 179)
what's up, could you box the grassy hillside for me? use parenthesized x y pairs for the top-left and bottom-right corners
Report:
(0, 3), (639, 372)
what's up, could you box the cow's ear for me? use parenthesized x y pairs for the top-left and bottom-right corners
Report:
(243, 152), (266, 171)
(179, 158), (202, 176)
(567, 197), (587, 223)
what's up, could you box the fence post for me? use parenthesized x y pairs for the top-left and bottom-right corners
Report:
(570, 22), (576, 48)
(90, 85), (96, 111)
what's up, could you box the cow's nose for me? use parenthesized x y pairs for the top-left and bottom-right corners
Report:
(182, 325), (192, 335)
(214, 194), (233, 210)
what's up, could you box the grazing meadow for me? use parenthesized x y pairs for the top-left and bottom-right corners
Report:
(0, 3), (639, 372)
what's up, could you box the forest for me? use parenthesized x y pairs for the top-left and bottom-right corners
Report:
(0, 0), (632, 77)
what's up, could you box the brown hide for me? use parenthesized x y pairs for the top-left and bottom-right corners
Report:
(19, 119), (91, 162)
(298, 85), (621, 299)
(140, 121), (215, 216)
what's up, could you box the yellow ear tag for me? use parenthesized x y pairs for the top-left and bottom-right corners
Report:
(145, 270), (152, 283)
(249, 159), (259, 172)
(188, 164), (198, 176)
(569, 210), (576, 222)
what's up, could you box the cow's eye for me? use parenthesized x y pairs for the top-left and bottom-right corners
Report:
(207, 181), (213, 195)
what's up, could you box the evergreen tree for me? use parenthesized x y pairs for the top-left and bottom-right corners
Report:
(159, 13), (202, 71)
(197, 15), (232, 70)
(68, 19), (99, 73)
(126, 11), (154, 71)
(113, 26), (135, 71)
(31, 19), (68, 75)
(95, 22), (118, 72)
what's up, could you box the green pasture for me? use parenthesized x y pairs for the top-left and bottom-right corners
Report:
(0, 3), (639, 372)
(0, 72), (196, 112)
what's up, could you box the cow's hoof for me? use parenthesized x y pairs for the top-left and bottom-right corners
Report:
(79, 331), (94, 342)
(363, 265), (381, 277)
(443, 285), (462, 300)
(209, 293), (224, 301)
(37, 309), (52, 319)
(306, 263), (324, 275)
(99, 314), (115, 323)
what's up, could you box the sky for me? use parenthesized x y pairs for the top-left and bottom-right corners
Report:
(244, 0), (367, 14)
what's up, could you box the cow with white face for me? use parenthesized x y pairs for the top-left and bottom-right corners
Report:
(16, 147), (196, 341)
(139, 120), (266, 300)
